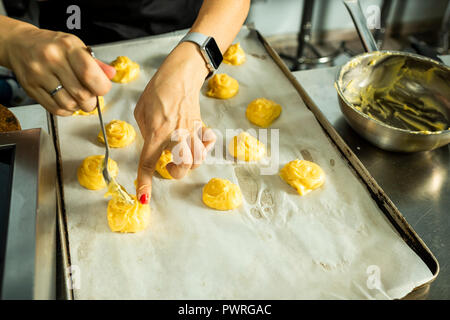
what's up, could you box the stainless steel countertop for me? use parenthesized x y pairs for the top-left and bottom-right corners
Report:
(293, 56), (450, 300)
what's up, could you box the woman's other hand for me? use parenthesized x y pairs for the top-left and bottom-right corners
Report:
(134, 42), (216, 204)
(1, 18), (115, 116)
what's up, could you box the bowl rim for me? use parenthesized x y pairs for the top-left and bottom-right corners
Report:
(334, 50), (450, 136)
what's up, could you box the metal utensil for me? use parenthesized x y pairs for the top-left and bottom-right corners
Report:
(87, 46), (134, 204)
(335, 0), (450, 152)
(96, 96), (134, 204)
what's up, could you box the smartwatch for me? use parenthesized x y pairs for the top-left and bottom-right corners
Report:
(179, 32), (223, 78)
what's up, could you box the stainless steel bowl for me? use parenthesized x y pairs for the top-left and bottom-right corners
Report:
(335, 51), (450, 152)
(336, 0), (450, 152)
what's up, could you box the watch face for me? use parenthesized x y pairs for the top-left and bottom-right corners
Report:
(204, 37), (223, 70)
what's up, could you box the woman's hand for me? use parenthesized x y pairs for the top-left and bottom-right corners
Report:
(134, 42), (216, 204)
(3, 21), (115, 116)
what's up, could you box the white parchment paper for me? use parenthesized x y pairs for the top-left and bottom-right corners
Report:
(57, 28), (433, 300)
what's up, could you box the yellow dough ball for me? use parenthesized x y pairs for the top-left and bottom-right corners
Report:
(77, 155), (118, 190)
(106, 194), (150, 233)
(110, 56), (140, 83)
(228, 132), (266, 162)
(279, 160), (325, 196)
(206, 73), (239, 99)
(98, 120), (136, 148)
(73, 96), (105, 116)
(156, 150), (173, 179)
(223, 43), (246, 66)
(202, 178), (243, 211)
(246, 98), (282, 128)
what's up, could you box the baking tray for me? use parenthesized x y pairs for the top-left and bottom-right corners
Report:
(52, 27), (438, 300)
(252, 29), (439, 295)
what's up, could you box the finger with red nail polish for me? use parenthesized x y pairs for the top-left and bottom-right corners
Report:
(139, 193), (149, 205)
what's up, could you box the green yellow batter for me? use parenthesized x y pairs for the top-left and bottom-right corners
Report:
(342, 55), (449, 133)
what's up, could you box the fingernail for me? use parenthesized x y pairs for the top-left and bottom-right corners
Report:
(139, 193), (149, 205)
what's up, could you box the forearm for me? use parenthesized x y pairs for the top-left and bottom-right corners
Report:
(135, 1), (250, 200)
(161, 1), (250, 87)
(0, 15), (37, 68)
(190, 0), (251, 53)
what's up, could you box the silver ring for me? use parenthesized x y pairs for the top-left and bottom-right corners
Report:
(50, 84), (63, 97)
